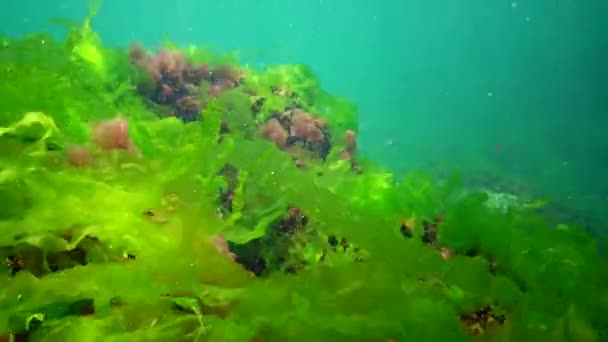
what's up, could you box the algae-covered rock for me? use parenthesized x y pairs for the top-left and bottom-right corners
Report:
(0, 6), (606, 342)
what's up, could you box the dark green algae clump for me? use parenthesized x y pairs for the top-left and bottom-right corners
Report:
(1, 13), (608, 342)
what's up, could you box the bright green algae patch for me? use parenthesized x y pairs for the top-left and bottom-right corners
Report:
(0, 14), (607, 342)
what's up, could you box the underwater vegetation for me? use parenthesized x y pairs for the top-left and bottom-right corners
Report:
(1, 8), (607, 342)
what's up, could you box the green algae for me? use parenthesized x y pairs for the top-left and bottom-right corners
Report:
(0, 10), (607, 342)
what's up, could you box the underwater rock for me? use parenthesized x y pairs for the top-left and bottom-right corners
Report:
(482, 189), (522, 212)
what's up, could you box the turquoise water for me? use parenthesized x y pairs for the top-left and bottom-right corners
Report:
(1, 1), (608, 340)
(3, 0), (607, 229)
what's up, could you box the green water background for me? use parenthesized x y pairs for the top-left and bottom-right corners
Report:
(2, 0), (607, 233)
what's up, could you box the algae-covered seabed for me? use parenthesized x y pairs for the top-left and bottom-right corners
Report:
(0, 8), (607, 342)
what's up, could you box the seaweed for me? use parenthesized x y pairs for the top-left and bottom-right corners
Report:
(0, 7), (606, 342)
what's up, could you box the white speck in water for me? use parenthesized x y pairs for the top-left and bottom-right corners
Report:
(386, 139), (393, 146)
(525, 17), (531, 22)
(270, 171), (275, 176)
(511, 2), (518, 9)
(487, 92), (493, 97)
